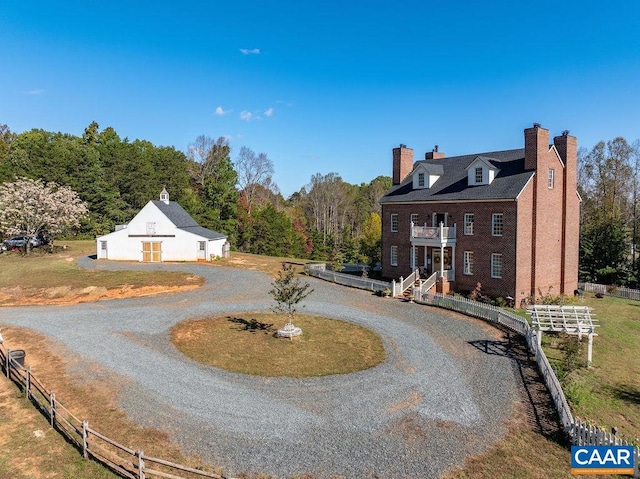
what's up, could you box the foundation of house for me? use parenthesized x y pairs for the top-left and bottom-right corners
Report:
(436, 277), (451, 295)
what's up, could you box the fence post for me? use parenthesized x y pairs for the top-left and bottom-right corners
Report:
(137, 449), (146, 479)
(50, 392), (56, 428)
(26, 367), (31, 400)
(82, 420), (89, 459)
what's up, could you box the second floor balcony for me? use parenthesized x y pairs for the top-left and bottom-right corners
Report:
(410, 222), (457, 246)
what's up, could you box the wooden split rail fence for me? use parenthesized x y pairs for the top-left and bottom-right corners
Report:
(1, 287), (639, 477)
(0, 344), (236, 479)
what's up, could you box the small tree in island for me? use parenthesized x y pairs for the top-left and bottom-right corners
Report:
(269, 263), (314, 338)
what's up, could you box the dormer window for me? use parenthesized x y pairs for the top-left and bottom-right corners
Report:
(475, 167), (483, 183)
(467, 157), (500, 186)
(412, 163), (443, 189)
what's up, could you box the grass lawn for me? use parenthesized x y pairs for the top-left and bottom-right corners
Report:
(2, 245), (639, 477)
(172, 313), (386, 377)
(0, 240), (204, 304)
(0, 327), (225, 479)
(542, 292), (640, 440)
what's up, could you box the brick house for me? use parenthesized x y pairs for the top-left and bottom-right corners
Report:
(379, 123), (580, 305)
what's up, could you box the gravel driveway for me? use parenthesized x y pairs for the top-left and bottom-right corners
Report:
(0, 258), (524, 478)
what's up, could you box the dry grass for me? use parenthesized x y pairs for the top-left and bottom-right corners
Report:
(2, 245), (637, 478)
(215, 252), (308, 277)
(0, 327), (228, 479)
(0, 240), (204, 305)
(171, 313), (386, 377)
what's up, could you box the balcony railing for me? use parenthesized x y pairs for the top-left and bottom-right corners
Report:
(410, 223), (456, 242)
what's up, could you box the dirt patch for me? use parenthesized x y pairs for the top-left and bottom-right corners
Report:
(0, 327), (225, 478)
(387, 390), (422, 413)
(0, 284), (200, 307)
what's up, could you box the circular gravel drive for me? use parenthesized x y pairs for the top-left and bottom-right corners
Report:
(0, 258), (524, 478)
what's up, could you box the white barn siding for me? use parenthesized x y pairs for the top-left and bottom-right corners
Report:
(96, 195), (227, 262)
(96, 229), (226, 262)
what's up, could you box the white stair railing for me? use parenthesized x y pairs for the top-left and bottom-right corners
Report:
(414, 272), (438, 300)
(392, 269), (420, 297)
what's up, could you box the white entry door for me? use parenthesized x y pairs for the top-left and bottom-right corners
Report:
(197, 241), (207, 260)
(99, 241), (108, 259)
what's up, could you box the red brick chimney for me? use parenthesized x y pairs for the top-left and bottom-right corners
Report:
(554, 130), (579, 295)
(553, 130), (577, 171)
(425, 145), (445, 160)
(392, 144), (414, 185)
(524, 122), (550, 171)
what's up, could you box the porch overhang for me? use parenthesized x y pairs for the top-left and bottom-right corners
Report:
(410, 237), (457, 247)
(410, 223), (457, 247)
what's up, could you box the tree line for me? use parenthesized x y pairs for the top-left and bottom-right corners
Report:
(578, 137), (640, 287)
(2, 122), (638, 287)
(0, 122), (388, 266)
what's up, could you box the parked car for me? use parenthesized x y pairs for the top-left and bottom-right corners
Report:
(4, 235), (42, 248)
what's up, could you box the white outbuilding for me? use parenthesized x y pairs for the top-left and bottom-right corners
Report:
(96, 189), (229, 262)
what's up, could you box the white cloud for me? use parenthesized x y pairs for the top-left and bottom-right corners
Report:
(264, 107), (274, 117)
(240, 48), (260, 55)
(215, 106), (231, 116)
(25, 89), (44, 95)
(240, 110), (253, 121)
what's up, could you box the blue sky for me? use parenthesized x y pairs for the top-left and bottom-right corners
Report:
(2, 1), (639, 196)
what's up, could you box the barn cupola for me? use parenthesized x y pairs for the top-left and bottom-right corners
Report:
(160, 188), (170, 204)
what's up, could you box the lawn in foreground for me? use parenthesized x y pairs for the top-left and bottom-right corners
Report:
(0, 240), (204, 304)
(542, 292), (640, 440)
(171, 313), (386, 377)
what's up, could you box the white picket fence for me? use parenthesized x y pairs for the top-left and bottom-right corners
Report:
(392, 268), (420, 297)
(413, 272), (438, 298)
(418, 291), (639, 477)
(2, 279), (638, 477)
(306, 264), (392, 293)
(579, 282), (640, 301)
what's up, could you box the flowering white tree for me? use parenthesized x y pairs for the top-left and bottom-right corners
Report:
(0, 178), (88, 253)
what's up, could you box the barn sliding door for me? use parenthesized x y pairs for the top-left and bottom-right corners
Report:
(142, 241), (162, 262)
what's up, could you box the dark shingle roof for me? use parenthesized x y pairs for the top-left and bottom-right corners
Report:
(152, 200), (227, 240)
(179, 226), (227, 241)
(380, 148), (532, 204)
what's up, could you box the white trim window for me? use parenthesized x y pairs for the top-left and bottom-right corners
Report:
(475, 167), (483, 183)
(418, 172), (425, 187)
(146, 222), (156, 235)
(410, 213), (419, 225)
(492, 213), (503, 236)
(548, 168), (555, 189)
(390, 245), (398, 266)
(463, 251), (474, 275)
(464, 213), (474, 235)
(491, 253), (503, 278)
(391, 214), (398, 232)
